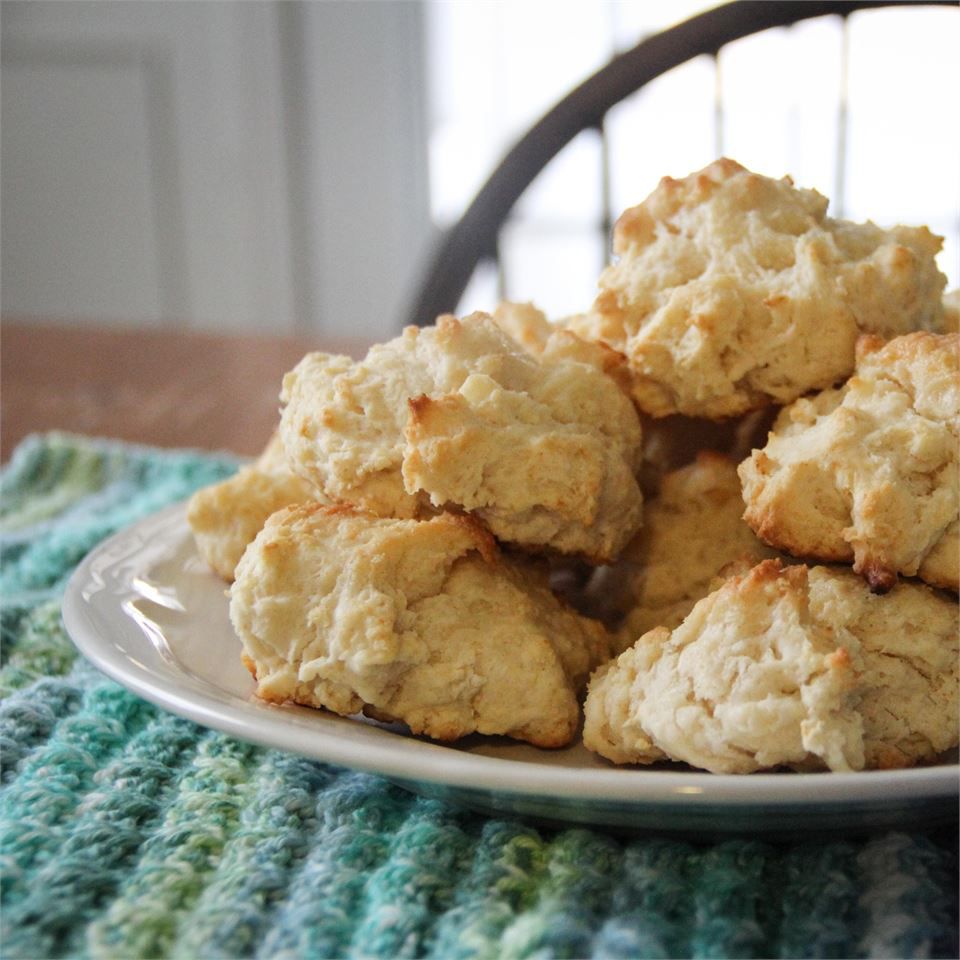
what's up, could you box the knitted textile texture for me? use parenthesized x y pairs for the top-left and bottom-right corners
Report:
(1, 433), (957, 959)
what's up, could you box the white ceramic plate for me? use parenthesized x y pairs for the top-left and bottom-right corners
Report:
(63, 503), (959, 837)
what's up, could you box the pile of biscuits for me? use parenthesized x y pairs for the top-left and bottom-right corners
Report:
(188, 158), (959, 774)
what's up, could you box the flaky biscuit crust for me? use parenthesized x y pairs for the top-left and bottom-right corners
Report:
(739, 332), (959, 591)
(806, 567), (959, 768)
(584, 560), (958, 773)
(584, 561), (865, 773)
(587, 452), (779, 651)
(230, 505), (611, 747)
(490, 300), (633, 390)
(281, 312), (644, 561)
(187, 431), (318, 581)
(570, 158), (946, 418)
(279, 336), (436, 519)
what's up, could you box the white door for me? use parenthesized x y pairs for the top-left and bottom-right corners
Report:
(1, 1), (432, 340)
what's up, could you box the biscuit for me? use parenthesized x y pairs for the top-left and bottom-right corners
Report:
(488, 300), (554, 356)
(739, 332), (959, 591)
(187, 431), (318, 580)
(585, 452), (779, 650)
(230, 504), (611, 747)
(583, 561), (864, 773)
(279, 342), (434, 520)
(569, 158), (946, 418)
(806, 565), (959, 768)
(281, 312), (645, 562)
(583, 560), (958, 772)
(490, 300), (632, 389)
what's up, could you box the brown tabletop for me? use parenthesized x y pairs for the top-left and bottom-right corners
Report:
(1, 320), (370, 463)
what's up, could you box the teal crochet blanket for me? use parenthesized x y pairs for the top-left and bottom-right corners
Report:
(1, 433), (957, 959)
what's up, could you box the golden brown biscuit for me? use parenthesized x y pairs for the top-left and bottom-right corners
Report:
(279, 341), (434, 520)
(585, 452), (779, 650)
(583, 561), (864, 773)
(187, 431), (318, 580)
(739, 332), (959, 592)
(230, 504), (611, 747)
(488, 300), (560, 357)
(583, 560), (958, 772)
(281, 312), (645, 562)
(570, 158), (946, 419)
(490, 300), (632, 389)
(806, 566), (959, 768)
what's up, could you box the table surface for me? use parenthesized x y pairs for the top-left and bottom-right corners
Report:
(1, 319), (370, 462)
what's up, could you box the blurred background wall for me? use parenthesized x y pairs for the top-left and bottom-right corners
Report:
(2, 0), (958, 341)
(2, 0), (430, 341)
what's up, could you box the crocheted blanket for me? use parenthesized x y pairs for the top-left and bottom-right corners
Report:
(1, 433), (957, 960)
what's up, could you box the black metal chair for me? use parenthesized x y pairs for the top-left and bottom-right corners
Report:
(403, 0), (954, 329)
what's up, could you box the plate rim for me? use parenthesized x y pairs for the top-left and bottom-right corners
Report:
(62, 502), (960, 811)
